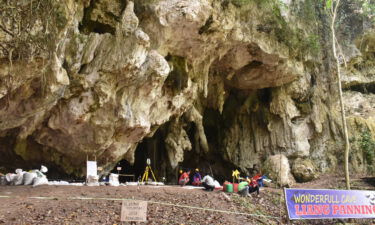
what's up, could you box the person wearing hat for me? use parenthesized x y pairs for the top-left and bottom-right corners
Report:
(177, 170), (183, 184)
(192, 168), (202, 186)
(178, 170), (190, 186)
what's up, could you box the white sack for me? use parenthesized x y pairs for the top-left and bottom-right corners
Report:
(32, 176), (48, 187)
(40, 165), (48, 173)
(87, 175), (99, 186)
(23, 172), (37, 185)
(13, 169), (24, 185)
(5, 173), (16, 183)
(109, 173), (119, 187)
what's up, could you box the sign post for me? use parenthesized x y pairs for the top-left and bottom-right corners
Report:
(121, 200), (147, 222)
(285, 188), (375, 219)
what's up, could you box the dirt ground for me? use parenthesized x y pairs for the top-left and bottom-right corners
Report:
(0, 175), (374, 225)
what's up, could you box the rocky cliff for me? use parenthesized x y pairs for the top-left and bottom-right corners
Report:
(0, 0), (374, 183)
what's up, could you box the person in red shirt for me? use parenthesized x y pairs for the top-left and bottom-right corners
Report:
(244, 177), (259, 195)
(249, 178), (259, 195)
(178, 170), (190, 186)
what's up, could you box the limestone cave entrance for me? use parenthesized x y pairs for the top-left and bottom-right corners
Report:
(109, 115), (240, 184)
(110, 129), (172, 183)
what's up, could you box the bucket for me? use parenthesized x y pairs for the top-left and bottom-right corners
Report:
(226, 183), (233, 193)
(233, 183), (239, 192)
(223, 181), (230, 192)
(238, 181), (248, 191)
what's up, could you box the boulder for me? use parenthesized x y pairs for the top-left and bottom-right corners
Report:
(262, 154), (295, 187)
(291, 158), (318, 182)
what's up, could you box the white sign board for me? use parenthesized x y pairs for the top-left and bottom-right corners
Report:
(86, 161), (97, 177)
(121, 200), (147, 222)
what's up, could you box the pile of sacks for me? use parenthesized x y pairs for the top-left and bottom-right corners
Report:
(86, 173), (120, 186)
(0, 166), (48, 187)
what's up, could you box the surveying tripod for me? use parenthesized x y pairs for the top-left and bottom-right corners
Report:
(141, 158), (157, 182)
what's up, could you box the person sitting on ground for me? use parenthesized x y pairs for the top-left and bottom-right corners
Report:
(192, 168), (202, 186)
(201, 174), (215, 191)
(178, 170), (190, 186)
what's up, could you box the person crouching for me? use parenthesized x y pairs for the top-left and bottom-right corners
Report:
(201, 174), (215, 191)
(179, 170), (190, 186)
(192, 168), (202, 186)
(248, 177), (259, 195)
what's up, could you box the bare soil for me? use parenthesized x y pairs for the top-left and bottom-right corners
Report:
(0, 175), (374, 225)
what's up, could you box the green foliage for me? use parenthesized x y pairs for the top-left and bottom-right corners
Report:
(360, 0), (375, 22)
(359, 128), (375, 172)
(303, 34), (321, 56)
(326, 0), (333, 10)
(224, 0), (322, 58)
(298, 0), (319, 23)
(254, 0), (322, 59)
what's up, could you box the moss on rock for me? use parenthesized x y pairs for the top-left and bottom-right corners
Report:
(291, 158), (318, 182)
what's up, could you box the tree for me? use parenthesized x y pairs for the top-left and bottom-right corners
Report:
(326, 0), (351, 190)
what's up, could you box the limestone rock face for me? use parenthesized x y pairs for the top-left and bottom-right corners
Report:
(342, 30), (375, 176)
(291, 158), (318, 183)
(0, 0), (374, 180)
(262, 154), (295, 187)
(165, 119), (192, 169)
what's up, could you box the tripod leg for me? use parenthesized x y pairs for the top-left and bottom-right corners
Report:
(141, 167), (147, 182)
(149, 166), (157, 182)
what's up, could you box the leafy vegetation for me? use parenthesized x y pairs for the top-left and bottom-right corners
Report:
(359, 128), (375, 172)
(359, 0), (375, 22)
(258, 0), (321, 59)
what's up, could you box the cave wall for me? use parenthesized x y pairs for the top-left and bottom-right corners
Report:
(0, 0), (374, 180)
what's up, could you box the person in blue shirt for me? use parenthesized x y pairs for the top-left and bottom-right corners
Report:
(192, 168), (202, 186)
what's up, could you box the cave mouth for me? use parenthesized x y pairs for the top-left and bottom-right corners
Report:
(113, 87), (269, 185)
(110, 139), (158, 183)
(180, 147), (235, 184)
(107, 120), (241, 184)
